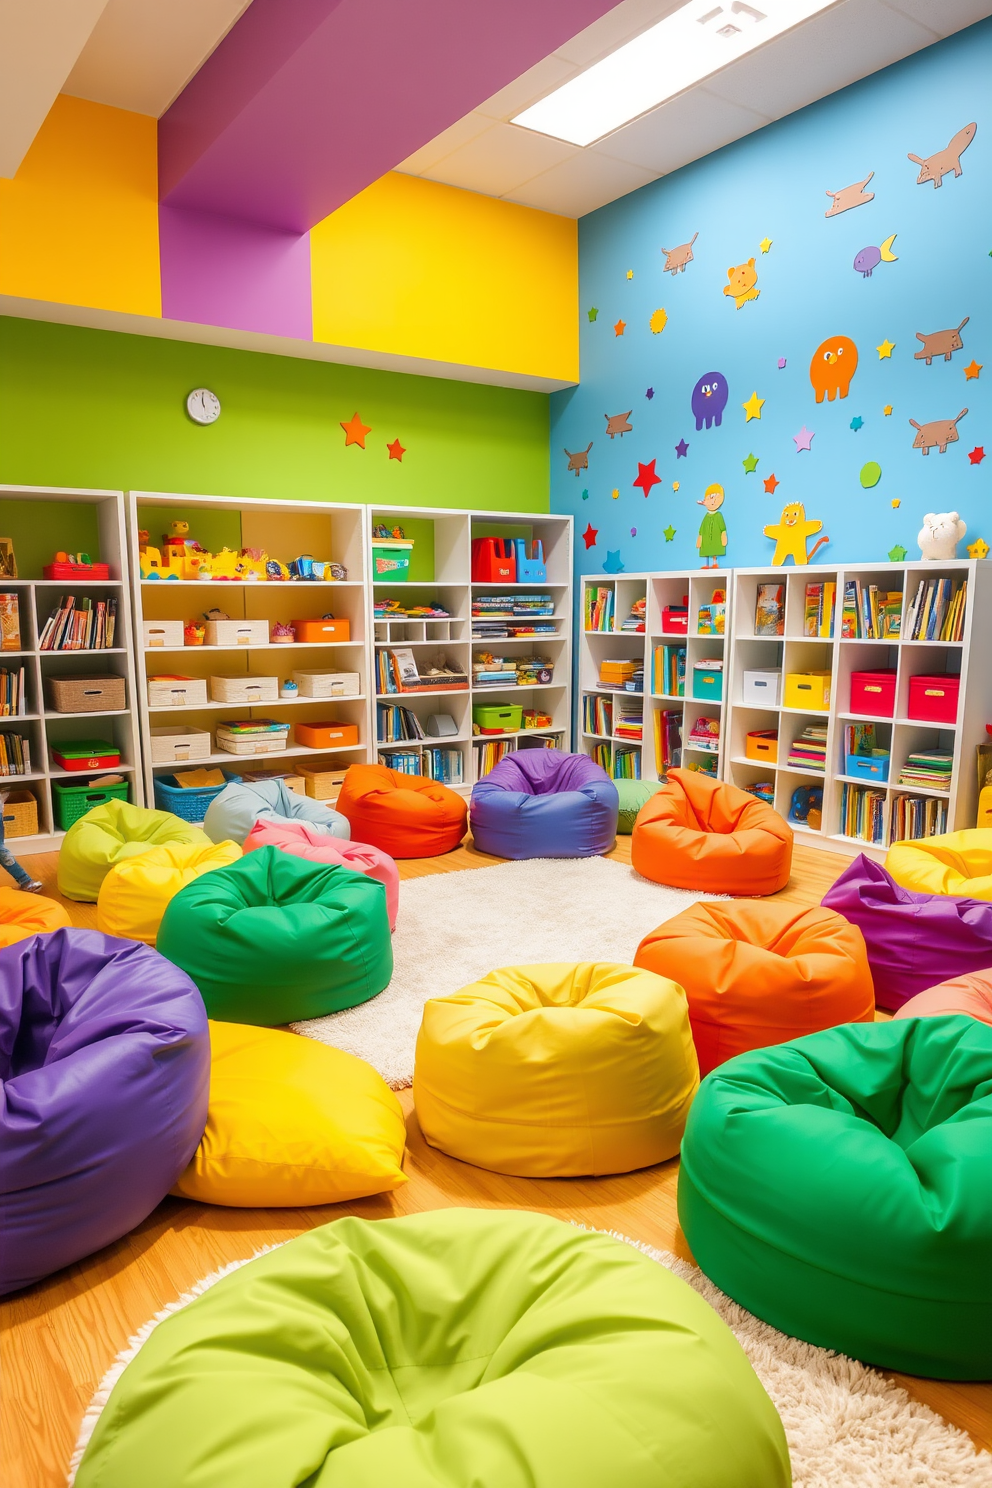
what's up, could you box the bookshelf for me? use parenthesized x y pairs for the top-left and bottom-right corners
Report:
(0, 486), (142, 850)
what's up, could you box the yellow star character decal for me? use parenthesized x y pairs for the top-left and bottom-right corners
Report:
(877, 339), (896, 359)
(883, 405), (893, 416)
(891, 499), (901, 508)
(967, 537), (990, 559)
(626, 269), (634, 279)
(672, 481), (680, 492)
(742, 391), (765, 422)
(612, 488), (620, 499)
(759, 237), (772, 253)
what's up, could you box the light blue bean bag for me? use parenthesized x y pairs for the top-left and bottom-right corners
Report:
(203, 779), (349, 847)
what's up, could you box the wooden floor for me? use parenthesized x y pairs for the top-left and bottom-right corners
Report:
(2, 839), (990, 1487)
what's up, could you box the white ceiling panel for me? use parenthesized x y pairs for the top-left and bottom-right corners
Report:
(0, 0), (109, 177)
(881, 0), (992, 36)
(397, 113), (498, 176)
(553, 0), (686, 67)
(422, 122), (577, 198)
(597, 88), (771, 173)
(506, 150), (657, 217)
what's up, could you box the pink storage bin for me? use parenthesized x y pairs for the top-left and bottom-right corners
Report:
(243, 818), (400, 929)
(907, 673), (960, 725)
(849, 669), (896, 718)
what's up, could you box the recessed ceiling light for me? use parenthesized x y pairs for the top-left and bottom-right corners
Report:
(512, 0), (839, 146)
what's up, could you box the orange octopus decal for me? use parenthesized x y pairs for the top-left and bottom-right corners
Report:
(809, 335), (858, 403)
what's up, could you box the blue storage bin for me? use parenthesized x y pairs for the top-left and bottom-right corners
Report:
(845, 750), (890, 782)
(692, 664), (724, 701)
(512, 538), (547, 582)
(154, 769), (242, 823)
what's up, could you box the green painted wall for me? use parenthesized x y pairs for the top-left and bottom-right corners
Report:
(0, 317), (550, 512)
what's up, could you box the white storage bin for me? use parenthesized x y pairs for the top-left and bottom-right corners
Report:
(147, 676), (208, 709)
(742, 668), (782, 706)
(204, 619), (269, 647)
(216, 724), (290, 756)
(209, 674), (279, 704)
(292, 669), (361, 699)
(143, 620), (185, 649)
(150, 726), (212, 764)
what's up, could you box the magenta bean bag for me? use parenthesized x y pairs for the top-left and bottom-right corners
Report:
(894, 972), (992, 1027)
(470, 749), (619, 859)
(0, 928), (208, 1295)
(244, 817), (399, 929)
(821, 854), (992, 1011)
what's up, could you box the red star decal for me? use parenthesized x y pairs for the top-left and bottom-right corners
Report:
(968, 446), (986, 465)
(386, 438), (406, 461)
(582, 523), (599, 549)
(633, 459), (662, 497)
(763, 473), (780, 495)
(340, 411), (371, 448)
(613, 318), (626, 337)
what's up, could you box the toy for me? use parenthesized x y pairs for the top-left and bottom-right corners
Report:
(909, 409), (967, 455)
(183, 623), (205, 646)
(918, 512), (967, 560)
(908, 122), (977, 188)
(661, 232), (697, 274)
(809, 335), (858, 403)
(691, 372), (729, 430)
(723, 258), (759, 310)
(266, 559), (290, 581)
(696, 485), (727, 569)
(764, 503), (829, 566)
(280, 680), (299, 699)
(915, 318), (969, 365)
(271, 621), (296, 644)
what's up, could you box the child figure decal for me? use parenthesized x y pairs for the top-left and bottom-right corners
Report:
(696, 484), (728, 568)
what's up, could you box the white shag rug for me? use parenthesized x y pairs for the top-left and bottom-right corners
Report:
(68, 1234), (992, 1488)
(293, 856), (717, 1088)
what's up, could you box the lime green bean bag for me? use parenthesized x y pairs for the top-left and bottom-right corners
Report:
(616, 779), (665, 834)
(73, 1209), (789, 1488)
(58, 800), (209, 903)
(679, 1017), (992, 1379)
(156, 846), (392, 1025)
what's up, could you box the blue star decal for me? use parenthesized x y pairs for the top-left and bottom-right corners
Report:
(602, 550), (625, 574)
(675, 438), (689, 459)
(850, 416), (864, 431)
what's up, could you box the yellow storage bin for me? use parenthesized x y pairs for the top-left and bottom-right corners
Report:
(784, 671), (831, 712)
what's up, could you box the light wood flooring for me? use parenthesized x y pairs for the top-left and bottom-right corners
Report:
(2, 839), (989, 1486)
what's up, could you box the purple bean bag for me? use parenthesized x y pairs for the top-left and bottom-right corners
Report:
(470, 749), (619, 859)
(0, 929), (209, 1295)
(821, 854), (992, 1011)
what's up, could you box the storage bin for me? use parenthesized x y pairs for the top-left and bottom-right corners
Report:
(298, 765), (349, 801)
(692, 662), (724, 701)
(203, 619), (269, 647)
(845, 750), (891, 782)
(153, 770), (241, 823)
(745, 729), (778, 763)
(292, 669), (361, 698)
(372, 540), (413, 581)
(2, 788), (38, 838)
(294, 721), (360, 749)
(51, 740), (121, 772)
(149, 726), (212, 764)
(240, 770), (306, 795)
(147, 675), (209, 709)
(661, 604), (689, 634)
(784, 671), (831, 711)
(216, 722), (290, 756)
(908, 673), (960, 725)
(48, 675), (126, 714)
(473, 703), (523, 734)
(512, 538), (547, 583)
(44, 560), (110, 581)
(471, 537), (516, 583)
(850, 669), (897, 719)
(208, 674), (279, 705)
(742, 668), (782, 706)
(291, 618), (350, 643)
(143, 620), (184, 649)
(52, 778), (129, 830)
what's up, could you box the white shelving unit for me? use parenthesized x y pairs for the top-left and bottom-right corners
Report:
(0, 485), (142, 851)
(726, 560), (992, 858)
(370, 505), (573, 793)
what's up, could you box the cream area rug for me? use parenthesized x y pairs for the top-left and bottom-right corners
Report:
(293, 856), (716, 1089)
(68, 1234), (992, 1488)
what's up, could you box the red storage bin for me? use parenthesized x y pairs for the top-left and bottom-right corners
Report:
(850, 669), (896, 718)
(661, 600), (689, 634)
(908, 673), (960, 724)
(471, 538), (516, 583)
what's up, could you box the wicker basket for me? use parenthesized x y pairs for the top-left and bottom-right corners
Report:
(2, 787), (38, 838)
(298, 765), (350, 801)
(154, 770), (241, 823)
(48, 675), (126, 713)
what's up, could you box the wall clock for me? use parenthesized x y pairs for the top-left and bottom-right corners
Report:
(186, 388), (221, 425)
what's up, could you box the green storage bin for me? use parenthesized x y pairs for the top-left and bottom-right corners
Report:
(473, 703), (523, 733)
(692, 664), (724, 702)
(372, 539), (413, 581)
(52, 777), (130, 830)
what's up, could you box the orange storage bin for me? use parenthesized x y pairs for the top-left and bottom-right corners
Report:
(294, 721), (359, 749)
(291, 618), (351, 643)
(745, 729), (778, 763)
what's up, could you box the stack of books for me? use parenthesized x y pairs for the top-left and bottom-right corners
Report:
(897, 752), (953, 791)
(654, 710), (683, 774)
(377, 703), (426, 742)
(744, 780), (775, 805)
(787, 723), (828, 771)
(421, 747), (463, 783)
(472, 653), (518, 688)
(598, 659), (637, 689)
(0, 731), (30, 776)
(803, 581), (837, 638)
(374, 599), (450, 620)
(893, 794), (947, 840)
(379, 749), (424, 774)
(0, 667), (27, 717)
(613, 747), (641, 780)
(584, 587), (615, 632)
(39, 595), (118, 651)
(653, 645), (686, 698)
(583, 695), (613, 736)
(620, 598), (646, 632)
(614, 698), (642, 741)
(839, 581), (903, 639)
(841, 783), (886, 844)
(216, 719), (290, 756)
(905, 578), (967, 641)
(686, 716), (720, 753)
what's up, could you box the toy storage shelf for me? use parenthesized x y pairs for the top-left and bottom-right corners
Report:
(369, 506), (572, 795)
(0, 485), (142, 852)
(127, 492), (372, 812)
(725, 561), (992, 859)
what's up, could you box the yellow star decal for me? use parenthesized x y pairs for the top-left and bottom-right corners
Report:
(759, 237), (772, 253)
(612, 488), (620, 499)
(891, 499), (901, 508)
(883, 405), (893, 416)
(877, 339), (895, 359)
(626, 269), (634, 280)
(672, 481), (680, 492)
(968, 537), (990, 560)
(964, 360), (982, 380)
(742, 390), (765, 422)
(649, 307), (668, 334)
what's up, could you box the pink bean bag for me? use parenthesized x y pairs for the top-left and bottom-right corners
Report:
(893, 972), (992, 1027)
(243, 818), (399, 930)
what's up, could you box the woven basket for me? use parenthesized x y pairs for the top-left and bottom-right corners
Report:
(48, 675), (126, 714)
(2, 788), (38, 838)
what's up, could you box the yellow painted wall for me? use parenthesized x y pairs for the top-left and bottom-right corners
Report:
(311, 172), (578, 383)
(0, 95), (160, 317)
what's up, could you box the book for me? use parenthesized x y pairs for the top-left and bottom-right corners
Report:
(755, 583), (785, 637)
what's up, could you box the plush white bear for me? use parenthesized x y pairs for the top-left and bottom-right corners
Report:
(918, 512), (966, 560)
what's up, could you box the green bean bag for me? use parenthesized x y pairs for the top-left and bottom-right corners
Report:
(156, 846), (392, 1025)
(679, 1017), (992, 1379)
(72, 1208), (789, 1488)
(616, 779), (665, 834)
(58, 800), (209, 903)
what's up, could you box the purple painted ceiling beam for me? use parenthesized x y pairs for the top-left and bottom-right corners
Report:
(160, 0), (620, 233)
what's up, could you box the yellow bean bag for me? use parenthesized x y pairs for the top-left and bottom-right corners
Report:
(886, 830), (992, 901)
(173, 1022), (407, 1206)
(414, 962), (699, 1177)
(96, 839), (242, 945)
(0, 887), (71, 946)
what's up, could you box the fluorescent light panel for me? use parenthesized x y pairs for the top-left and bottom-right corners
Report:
(512, 0), (839, 146)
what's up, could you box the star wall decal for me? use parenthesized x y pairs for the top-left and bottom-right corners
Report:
(877, 339), (895, 359)
(633, 459), (662, 497)
(672, 481), (680, 491)
(968, 537), (990, 559)
(645, 387), (655, 399)
(614, 318), (626, 336)
(675, 438), (689, 459)
(630, 527), (637, 537)
(964, 360), (982, 380)
(649, 308), (668, 334)
(582, 523), (598, 549)
(777, 357), (787, 369)
(793, 426), (815, 452)
(663, 525), (676, 542)
(891, 499), (901, 508)
(742, 391), (765, 422)
(888, 544), (908, 562)
(883, 405), (893, 416)
(969, 446), (986, 465)
(626, 269), (634, 280)
(763, 473), (780, 495)
(850, 416), (863, 431)
(340, 411), (371, 448)
(759, 237), (773, 253)
(611, 488), (620, 499)
(386, 438), (406, 461)
(587, 307), (599, 321)
(581, 488), (589, 500)
(603, 550), (625, 573)
(742, 452), (759, 474)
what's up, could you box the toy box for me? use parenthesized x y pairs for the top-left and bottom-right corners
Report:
(473, 703), (522, 734)
(291, 619), (350, 643)
(850, 670), (897, 718)
(294, 721), (360, 749)
(372, 540), (413, 581)
(745, 729), (778, 763)
(742, 669), (782, 706)
(784, 671), (831, 711)
(908, 673), (960, 724)
(51, 740), (121, 771)
(845, 750), (891, 782)
(691, 661), (724, 701)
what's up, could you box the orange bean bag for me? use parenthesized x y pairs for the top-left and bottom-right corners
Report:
(0, 887), (71, 947)
(336, 765), (467, 859)
(635, 900), (874, 1076)
(631, 769), (792, 895)
(893, 972), (992, 1027)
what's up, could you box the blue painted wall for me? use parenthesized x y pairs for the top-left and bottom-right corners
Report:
(551, 21), (990, 576)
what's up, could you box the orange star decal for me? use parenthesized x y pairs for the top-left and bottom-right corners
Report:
(964, 360), (982, 380)
(386, 438), (406, 461)
(340, 411), (371, 448)
(613, 318), (626, 336)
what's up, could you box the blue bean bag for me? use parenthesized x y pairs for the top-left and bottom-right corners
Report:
(470, 750), (619, 859)
(203, 779), (349, 847)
